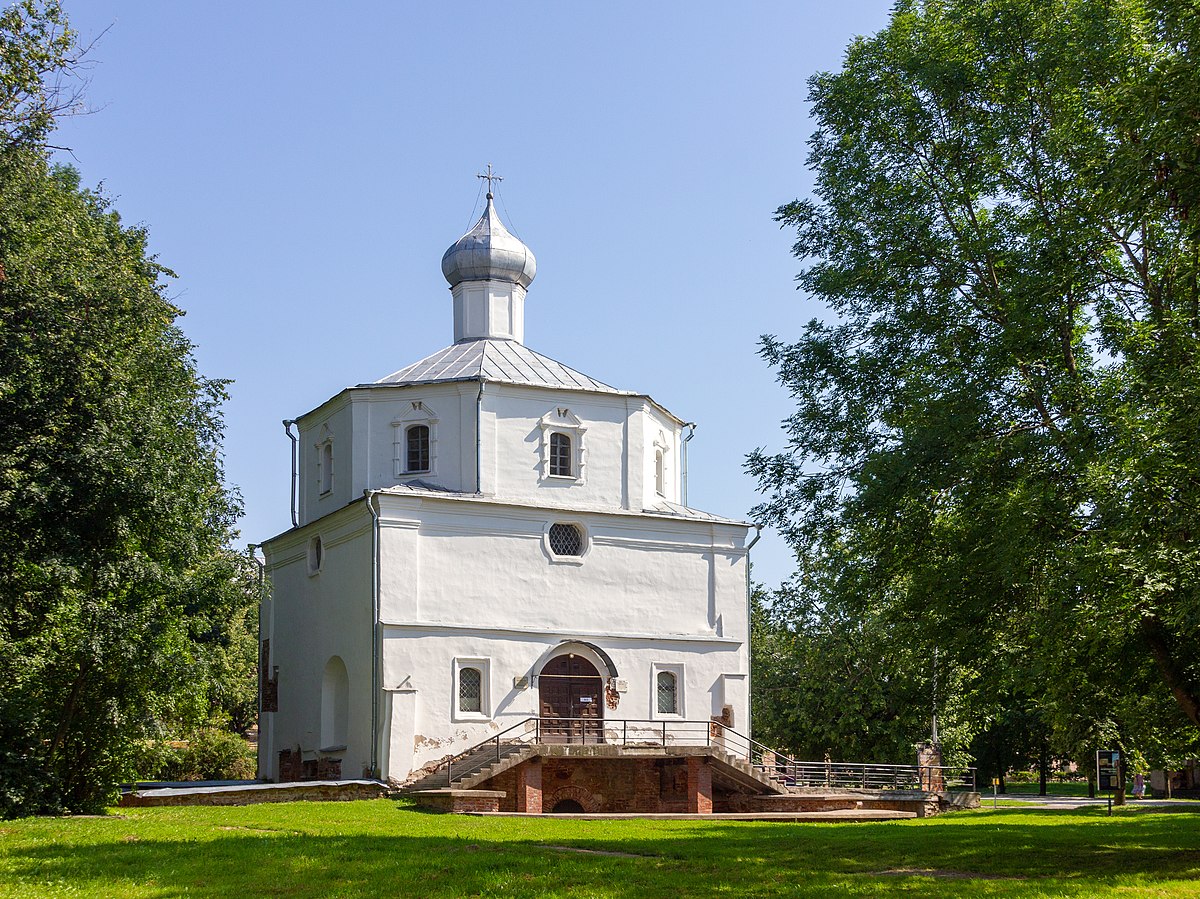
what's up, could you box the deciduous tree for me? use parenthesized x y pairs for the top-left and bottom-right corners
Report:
(751, 0), (1200, 763)
(0, 2), (255, 815)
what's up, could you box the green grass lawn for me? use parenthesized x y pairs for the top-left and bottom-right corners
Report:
(1, 800), (1198, 897)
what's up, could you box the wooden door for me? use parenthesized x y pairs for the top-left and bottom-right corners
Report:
(538, 654), (603, 743)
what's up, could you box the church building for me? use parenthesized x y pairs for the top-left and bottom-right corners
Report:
(257, 184), (756, 789)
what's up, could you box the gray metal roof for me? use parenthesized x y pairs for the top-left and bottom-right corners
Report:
(369, 338), (629, 395)
(644, 499), (750, 524)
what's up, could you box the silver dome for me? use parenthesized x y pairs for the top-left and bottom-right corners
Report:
(441, 195), (537, 289)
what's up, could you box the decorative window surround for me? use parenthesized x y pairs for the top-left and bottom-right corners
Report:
(538, 407), (586, 484)
(651, 663), (685, 719)
(543, 520), (590, 565)
(453, 657), (491, 720)
(653, 431), (670, 498)
(393, 401), (439, 478)
(316, 425), (334, 496)
(306, 535), (324, 576)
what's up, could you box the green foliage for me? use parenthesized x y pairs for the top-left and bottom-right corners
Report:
(752, 584), (976, 766)
(133, 728), (256, 783)
(2, 802), (1199, 897)
(0, 149), (254, 814)
(0, 1), (78, 148)
(0, 3), (259, 816)
(752, 0), (1200, 766)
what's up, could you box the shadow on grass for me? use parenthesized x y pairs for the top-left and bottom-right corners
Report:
(3, 806), (1200, 898)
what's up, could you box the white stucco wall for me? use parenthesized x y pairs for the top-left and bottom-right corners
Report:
(381, 629), (747, 779)
(292, 380), (687, 523)
(369, 492), (749, 781)
(374, 495), (747, 637)
(259, 503), (375, 780)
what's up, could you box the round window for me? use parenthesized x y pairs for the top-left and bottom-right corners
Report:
(548, 523), (584, 557)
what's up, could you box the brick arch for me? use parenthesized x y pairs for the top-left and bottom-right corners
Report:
(546, 784), (602, 813)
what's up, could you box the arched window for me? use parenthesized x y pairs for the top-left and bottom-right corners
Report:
(656, 670), (678, 715)
(458, 666), (482, 713)
(549, 432), (572, 477)
(654, 449), (665, 496)
(406, 424), (430, 473)
(321, 656), (349, 749)
(319, 440), (333, 494)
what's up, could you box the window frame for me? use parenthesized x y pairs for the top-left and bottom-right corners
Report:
(543, 519), (590, 565)
(316, 427), (334, 498)
(652, 431), (671, 500)
(307, 534), (324, 577)
(453, 657), (491, 721)
(651, 663), (685, 719)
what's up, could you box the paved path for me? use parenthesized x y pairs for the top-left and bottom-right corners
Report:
(985, 793), (1200, 810)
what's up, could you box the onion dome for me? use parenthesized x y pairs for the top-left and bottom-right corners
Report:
(440, 194), (537, 289)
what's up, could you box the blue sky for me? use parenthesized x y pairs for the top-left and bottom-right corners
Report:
(50, 1), (895, 589)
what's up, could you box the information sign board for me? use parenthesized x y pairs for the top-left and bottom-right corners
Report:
(1097, 750), (1120, 792)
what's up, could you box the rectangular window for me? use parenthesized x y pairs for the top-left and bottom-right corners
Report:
(549, 432), (572, 477)
(406, 424), (430, 473)
(656, 671), (678, 714)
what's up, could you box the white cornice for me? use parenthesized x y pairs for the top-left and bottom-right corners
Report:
(378, 620), (742, 645)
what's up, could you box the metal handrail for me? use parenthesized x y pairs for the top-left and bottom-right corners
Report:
(436, 716), (976, 791)
(445, 717), (541, 786)
(712, 722), (802, 768)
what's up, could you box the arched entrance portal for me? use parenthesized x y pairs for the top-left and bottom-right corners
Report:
(538, 653), (603, 744)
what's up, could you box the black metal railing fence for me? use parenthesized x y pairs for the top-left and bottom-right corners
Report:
(437, 716), (975, 791)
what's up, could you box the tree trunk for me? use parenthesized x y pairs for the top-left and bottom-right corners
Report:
(1038, 742), (1048, 796)
(1115, 754), (1127, 806)
(47, 660), (90, 763)
(1141, 615), (1200, 730)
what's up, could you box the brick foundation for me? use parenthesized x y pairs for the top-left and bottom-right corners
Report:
(409, 790), (503, 813)
(278, 748), (342, 783)
(418, 745), (977, 818)
(516, 759), (542, 813)
(482, 751), (718, 814)
(687, 756), (712, 813)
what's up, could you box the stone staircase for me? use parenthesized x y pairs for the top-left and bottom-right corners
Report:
(403, 740), (533, 791)
(402, 741), (786, 796)
(709, 749), (790, 795)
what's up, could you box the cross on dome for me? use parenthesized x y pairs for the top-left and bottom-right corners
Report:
(477, 163), (503, 199)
